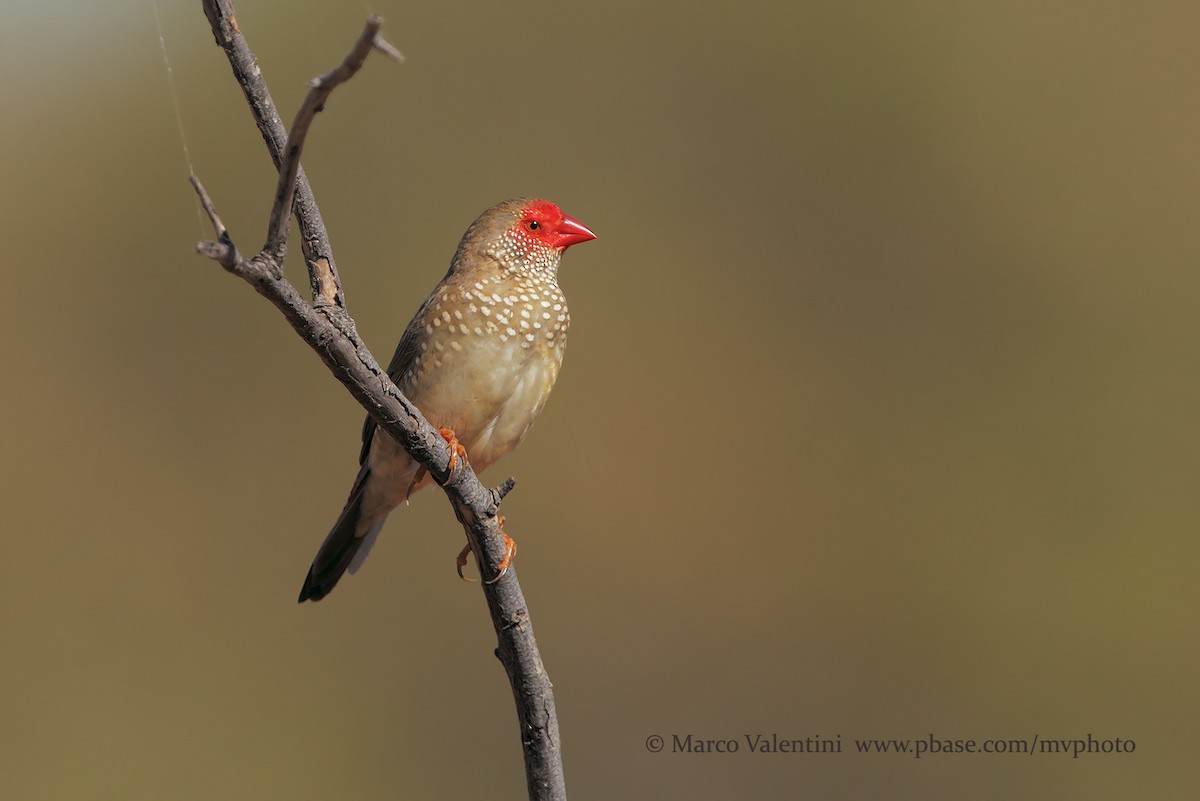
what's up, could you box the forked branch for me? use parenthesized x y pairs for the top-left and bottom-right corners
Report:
(193, 4), (565, 799)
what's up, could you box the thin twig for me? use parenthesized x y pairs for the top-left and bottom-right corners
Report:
(193, 4), (565, 799)
(189, 175), (239, 268)
(265, 14), (403, 257)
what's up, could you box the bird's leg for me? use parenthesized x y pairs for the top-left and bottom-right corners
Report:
(485, 515), (517, 585)
(438, 427), (468, 471)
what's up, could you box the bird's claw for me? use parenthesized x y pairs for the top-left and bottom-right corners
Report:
(438, 427), (468, 472)
(485, 533), (517, 585)
(454, 515), (517, 584)
(485, 516), (517, 585)
(456, 542), (476, 583)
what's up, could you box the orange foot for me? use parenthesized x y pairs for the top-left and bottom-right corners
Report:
(438, 427), (468, 471)
(454, 516), (518, 585)
(486, 516), (517, 585)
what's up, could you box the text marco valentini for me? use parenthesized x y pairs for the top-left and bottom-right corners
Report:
(672, 734), (841, 753)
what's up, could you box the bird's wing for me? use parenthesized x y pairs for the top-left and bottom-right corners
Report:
(357, 281), (445, 466)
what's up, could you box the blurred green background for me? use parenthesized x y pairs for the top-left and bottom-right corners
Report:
(2, 0), (1197, 798)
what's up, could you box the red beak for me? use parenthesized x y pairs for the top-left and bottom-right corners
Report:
(551, 213), (597, 251)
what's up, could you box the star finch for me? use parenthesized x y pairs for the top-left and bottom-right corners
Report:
(298, 198), (596, 602)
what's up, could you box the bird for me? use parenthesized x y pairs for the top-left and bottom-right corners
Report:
(298, 198), (596, 602)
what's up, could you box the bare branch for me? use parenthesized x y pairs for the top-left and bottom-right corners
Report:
(202, 0), (346, 308)
(265, 15), (403, 257)
(194, 3), (565, 799)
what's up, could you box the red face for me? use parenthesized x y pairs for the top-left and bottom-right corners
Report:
(513, 199), (597, 252)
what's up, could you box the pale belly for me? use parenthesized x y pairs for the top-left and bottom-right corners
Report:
(362, 336), (564, 517)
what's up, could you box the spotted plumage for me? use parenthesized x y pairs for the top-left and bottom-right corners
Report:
(298, 198), (595, 602)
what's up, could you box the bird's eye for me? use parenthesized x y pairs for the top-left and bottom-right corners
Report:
(526, 220), (540, 231)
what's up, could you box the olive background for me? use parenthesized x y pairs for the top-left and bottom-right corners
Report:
(2, 1), (1197, 799)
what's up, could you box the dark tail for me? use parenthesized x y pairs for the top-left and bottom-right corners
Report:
(298, 470), (376, 603)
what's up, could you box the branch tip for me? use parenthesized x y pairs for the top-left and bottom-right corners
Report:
(373, 35), (406, 63)
(492, 477), (518, 508)
(189, 175), (226, 238)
